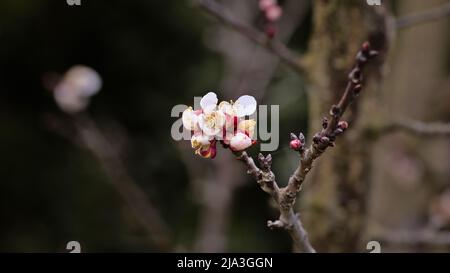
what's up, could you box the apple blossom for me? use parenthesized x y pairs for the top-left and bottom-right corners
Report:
(179, 92), (258, 158)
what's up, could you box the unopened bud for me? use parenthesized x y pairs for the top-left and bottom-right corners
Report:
(338, 120), (349, 130)
(290, 139), (303, 151)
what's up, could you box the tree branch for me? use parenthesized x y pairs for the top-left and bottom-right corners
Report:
(237, 42), (378, 253)
(238, 152), (315, 253)
(379, 119), (450, 137)
(281, 42), (378, 207)
(396, 2), (450, 29)
(195, 0), (304, 74)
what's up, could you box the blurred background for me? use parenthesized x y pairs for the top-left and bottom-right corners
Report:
(0, 0), (449, 252)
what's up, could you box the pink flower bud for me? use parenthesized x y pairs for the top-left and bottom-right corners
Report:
(230, 132), (253, 151)
(259, 0), (275, 10)
(265, 5), (282, 21)
(338, 121), (349, 130)
(290, 139), (302, 151)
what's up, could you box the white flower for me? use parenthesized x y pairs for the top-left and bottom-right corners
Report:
(218, 101), (235, 116)
(63, 65), (102, 96)
(217, 96), (257, 118)
(229, 132), (253, 151)
(179, 92), (258, 158)
(182, 107), (199, 131)
(200, 92), (218, 113)
(198, 110), (226, 136)
(232, 95), (257, 117)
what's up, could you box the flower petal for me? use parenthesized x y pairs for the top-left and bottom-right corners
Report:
(237, 119), (257, 138)
(191, 133), (211, 149)
(200, 92), (218, 111)
(233, 95), (257, 117)
(218, 101), (235, 116)
(229, 132), (253, 151)
(198, 110), (226, 136)
(64, 65), (102, 97)
(182, 107), (199, 131)
(195, 141), (217, 159)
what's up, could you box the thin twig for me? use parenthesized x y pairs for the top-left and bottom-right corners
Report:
(396, 2), (450, 29)
(281, 42), (378, 207)
(195, 0), (304, 74)
(238, 152), (315, 253)
(381, 119), (450, 137)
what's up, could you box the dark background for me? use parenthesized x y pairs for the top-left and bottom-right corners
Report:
(0, 0), (449, 252)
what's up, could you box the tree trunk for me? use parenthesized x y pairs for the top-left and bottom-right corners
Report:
(300, 0), (389, 252)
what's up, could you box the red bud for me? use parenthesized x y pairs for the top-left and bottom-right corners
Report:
(290, 139), (302, 151)
(338, 121), (349, 130)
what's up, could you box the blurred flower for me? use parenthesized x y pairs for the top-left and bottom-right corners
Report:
(53, 65), (102, 113)
(259, 0), (275, 10)
(265, 5), (282, 21)
(258, 0), (282, 38)
(180, 92), (257, 158)
(429, 189), (450, 229)
(258, 0), (282, 22)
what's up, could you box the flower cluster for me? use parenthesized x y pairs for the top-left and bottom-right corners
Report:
(182, 92), (257, 159)
(258, 0), (282, 38)
(53, 65), (102, 114)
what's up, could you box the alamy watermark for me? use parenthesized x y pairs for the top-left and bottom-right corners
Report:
(66, 0), (81, 6)
(366, 0), (381, 6)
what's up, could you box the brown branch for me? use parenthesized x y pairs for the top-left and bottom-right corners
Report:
(237, 42), (378, 253)
(281, 42), (378, 206)
(396, 2), (450, 29)
(194, 0), (304, 74)
(381, 119), (450, 137)
(238, 152), (315, 253)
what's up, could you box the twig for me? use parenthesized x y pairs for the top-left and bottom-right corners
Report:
(237, 42), (378, 253)
(379, 119), (450, 137)
(195, 0), (304, 74)
(281, 42), (378, 205)
(238, 152), (315, 253)
(396, 2), (450, 29)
